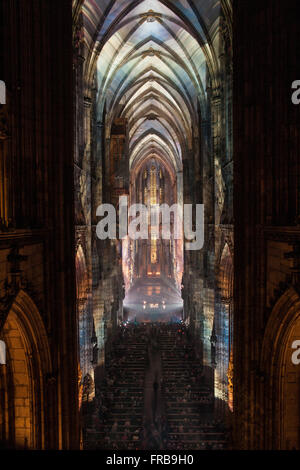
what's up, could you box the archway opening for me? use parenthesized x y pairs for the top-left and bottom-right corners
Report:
(281, 314), (300, 449)
(76, 245), (94, 404)
(0, 311), (33, 449)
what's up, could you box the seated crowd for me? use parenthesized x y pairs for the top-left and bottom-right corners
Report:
(83, 320), (228, 450)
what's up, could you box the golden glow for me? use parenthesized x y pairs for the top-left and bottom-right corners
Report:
(150, 166), (158, 264)
(150, 165), (157, 206)
(151, 238), (157, 264)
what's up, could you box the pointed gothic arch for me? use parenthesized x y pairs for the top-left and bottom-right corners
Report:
(0, 290), (52, 449)
(75, 244), (94, 404)
(261, 287), (300, 449)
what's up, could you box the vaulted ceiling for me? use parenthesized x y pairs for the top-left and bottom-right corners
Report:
(80, 0), (224, 173)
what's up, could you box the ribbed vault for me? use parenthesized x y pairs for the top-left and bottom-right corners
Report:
(81, 0), (222, 175)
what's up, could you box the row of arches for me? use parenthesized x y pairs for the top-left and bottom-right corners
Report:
(74, 0), (234, 430)
(262, 287), (300, 449)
